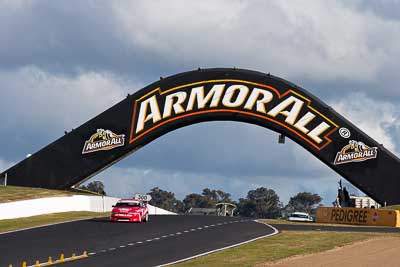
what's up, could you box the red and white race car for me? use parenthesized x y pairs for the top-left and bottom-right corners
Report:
(110, 199), (149, 223)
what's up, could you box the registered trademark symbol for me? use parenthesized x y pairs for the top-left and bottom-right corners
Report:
(339, 127), (351, 138)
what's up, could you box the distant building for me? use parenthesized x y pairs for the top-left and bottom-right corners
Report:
(350, 196), (381, 208)
(216, 203), (236, 217)
(187, 208), (217, 216)
(187, 203), (237, 216)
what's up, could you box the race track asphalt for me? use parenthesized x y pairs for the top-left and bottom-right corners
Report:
(0, 215), (276, 267)
(3, 216), (399, 267)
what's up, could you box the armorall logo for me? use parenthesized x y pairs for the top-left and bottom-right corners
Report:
(129, 80), (339, 150)
(82, 129), (125, 154)
(334, 140), (378, 165)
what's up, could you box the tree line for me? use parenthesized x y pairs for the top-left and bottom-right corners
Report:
(148, 186), (322, 218)
(80, 181), (322, 218)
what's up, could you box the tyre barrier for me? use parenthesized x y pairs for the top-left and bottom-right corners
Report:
(316, 207), (400, 227)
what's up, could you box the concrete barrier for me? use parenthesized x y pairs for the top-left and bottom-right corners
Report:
(0, 195), (176, 220)
(316, 207), (400, 227)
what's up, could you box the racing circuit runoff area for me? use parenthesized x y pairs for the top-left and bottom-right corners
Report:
(2, 68), (400, 266)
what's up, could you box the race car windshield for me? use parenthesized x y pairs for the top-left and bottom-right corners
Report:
(115, 202), (140, 207)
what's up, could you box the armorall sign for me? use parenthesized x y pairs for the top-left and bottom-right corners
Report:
(2, 68), (400, 205)
(129, 80), (338, 150)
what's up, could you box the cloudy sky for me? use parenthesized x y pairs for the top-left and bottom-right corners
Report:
(1, 0), (400, 205)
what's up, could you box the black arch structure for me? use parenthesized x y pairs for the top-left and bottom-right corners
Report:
(2, 68), (399, 205)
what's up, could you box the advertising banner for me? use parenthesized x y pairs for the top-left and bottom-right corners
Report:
(3, 68), (400, 205)
(316, 207), (400, 227)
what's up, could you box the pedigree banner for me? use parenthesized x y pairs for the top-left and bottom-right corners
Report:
(316, 207), (400, 227)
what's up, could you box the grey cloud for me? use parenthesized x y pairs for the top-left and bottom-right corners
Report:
(331, 92), (400, 154)
(0, 67), (139, 160)
(0, 1), (162, 81)
(1, 1), (400, 99)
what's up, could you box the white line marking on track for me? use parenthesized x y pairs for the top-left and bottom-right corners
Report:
(88, 220), (255, 260)
(155, 221), (279, 267)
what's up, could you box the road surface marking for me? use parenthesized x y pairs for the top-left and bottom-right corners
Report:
(156, 221), (279, 267)
(87, 219), (254, 259)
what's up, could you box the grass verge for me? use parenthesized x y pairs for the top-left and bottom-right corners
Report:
(263, 219), (365, 227)
(0, 211), (109, 233)
(176, 227), (398, 267)
(0, 185), (93, 203)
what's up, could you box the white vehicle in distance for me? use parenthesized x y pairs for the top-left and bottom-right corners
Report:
(287, 212), (314, 222)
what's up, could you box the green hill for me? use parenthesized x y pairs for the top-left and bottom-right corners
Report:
(0, 186), (92, 203)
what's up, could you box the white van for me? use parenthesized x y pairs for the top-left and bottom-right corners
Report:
(288, 212), (314, 222)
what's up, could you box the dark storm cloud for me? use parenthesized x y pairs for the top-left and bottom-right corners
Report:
(1, 1), (400, 100)
(0, 1), (168, 81)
